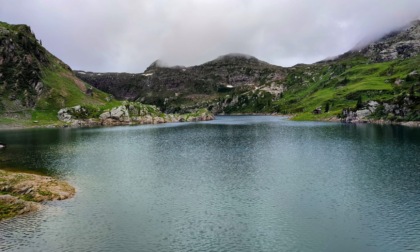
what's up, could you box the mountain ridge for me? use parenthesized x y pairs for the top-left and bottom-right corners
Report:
(75, 19), (420, 122)
(1, 19), (419, 126)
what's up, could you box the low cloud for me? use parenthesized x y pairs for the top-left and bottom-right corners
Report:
(1, 0), (420, 72)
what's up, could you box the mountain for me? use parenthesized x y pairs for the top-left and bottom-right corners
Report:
(0, 21), (113, 125)
(75, 53), (286, 113)
(2, 19), (418, 126)
(76, 20), (420, 123)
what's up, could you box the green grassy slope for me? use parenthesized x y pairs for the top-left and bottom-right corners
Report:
(274, 54), (420, 121)
(33, 57), (114, 122)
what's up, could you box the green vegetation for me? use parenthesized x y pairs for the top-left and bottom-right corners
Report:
(0, 199), (27, 220)
(0, 169), (75, 221)
(32, 60), (114, 123)
(1, 20), (419, 125)
(0, 21), (121, 127)
(273, 55), (420, 121)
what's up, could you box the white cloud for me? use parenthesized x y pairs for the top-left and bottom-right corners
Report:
(1, 0), (419, 72)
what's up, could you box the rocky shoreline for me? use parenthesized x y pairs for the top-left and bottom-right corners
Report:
(336, 99), (420, 127)
(57, 102), (215, 127)
(323, 116), (420, 127)
(0, 170), (75, 221)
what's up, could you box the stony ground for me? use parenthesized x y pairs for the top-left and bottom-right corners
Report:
(0, 170), (75, 221)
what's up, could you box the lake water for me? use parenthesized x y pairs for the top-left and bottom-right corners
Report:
(0, 116), (419, 252)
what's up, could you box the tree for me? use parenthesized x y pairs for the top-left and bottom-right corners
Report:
(325, 102), (330, 113)
(356, 95), (363, 109)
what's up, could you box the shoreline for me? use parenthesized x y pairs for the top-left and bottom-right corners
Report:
(320, 116), (420, 127)
(0, 114), (419, 130)
(0, 169), (75, 221)
(218, 113), (420, 127)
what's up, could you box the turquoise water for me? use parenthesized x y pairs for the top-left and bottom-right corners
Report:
(0, 116), (419, 252)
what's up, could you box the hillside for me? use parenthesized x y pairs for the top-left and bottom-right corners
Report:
(76, 20), (420, 123)
(0, 21), (115, 126)
(279, 20), (420, 121)
(75, 53), (286, 113)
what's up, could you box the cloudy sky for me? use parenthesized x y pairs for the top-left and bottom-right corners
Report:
(1, 0), (420, 72)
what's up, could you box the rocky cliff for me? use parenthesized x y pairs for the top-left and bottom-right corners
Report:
(360, 20), (420, 62)
(0, 22), (48, 113)
(0, 21), (113, 125)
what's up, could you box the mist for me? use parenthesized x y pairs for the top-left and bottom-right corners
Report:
(1, 0), (419, 72)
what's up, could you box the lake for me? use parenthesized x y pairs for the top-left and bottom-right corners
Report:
(0, 116), (419, 252)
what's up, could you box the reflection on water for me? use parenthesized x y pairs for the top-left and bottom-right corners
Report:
(0, 116), (419, 252)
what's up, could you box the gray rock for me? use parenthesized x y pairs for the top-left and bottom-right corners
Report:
(361, 20), (420, 62)
(367, 101), (379, 112)
(409, 70), (418, 76)
(110, 106), (129, 121)
(99, 111), (111, 120)
(34, 82), (43, 94)
(356, 109), (371, 118)
(57, 108), (72, 122)
(99, 105), (130, 122)
(57, 105), (85, 122)
(383, 103), (396, 113)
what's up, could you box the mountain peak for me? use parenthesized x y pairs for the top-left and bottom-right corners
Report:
(144, 59), (165, 72)
(358, 19), (420, 62)
(216, 53), (257, 60)
(202, 53), (273, 68)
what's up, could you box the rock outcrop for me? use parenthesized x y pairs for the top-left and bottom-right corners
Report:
(57, 102), (214, 127)
(340, 95), (420, 124)
(341, 101), (379, 123)
(0, 169), (75, 221)
(0, 22), (48, 113)
(360, 20), (420, 62)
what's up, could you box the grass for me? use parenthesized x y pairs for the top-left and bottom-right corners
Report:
(0, 200), (26, 220)
(28, 58), (117, 124)
(292, 111), (340, 121)
(274, 55), (420, 120)
(37, 67), (109, 111)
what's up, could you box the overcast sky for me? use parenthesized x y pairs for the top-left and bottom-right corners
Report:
(1, 0), (420, 72)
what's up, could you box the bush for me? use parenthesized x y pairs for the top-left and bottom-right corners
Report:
(356, 95), (363, 109)
(325, 102), (330, 112)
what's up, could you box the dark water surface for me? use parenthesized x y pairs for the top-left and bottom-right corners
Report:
(0, 116), (419, 252)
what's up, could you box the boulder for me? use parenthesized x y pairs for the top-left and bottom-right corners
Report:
(57, 105), (84, 122)
(367, 101), (379, 112)
(110, 106), (129, 121)
(34, 82), (43, 94)
(57, 108), (73, 122)
(99, 105), (130, 122)
(356, 109), (371, 118)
